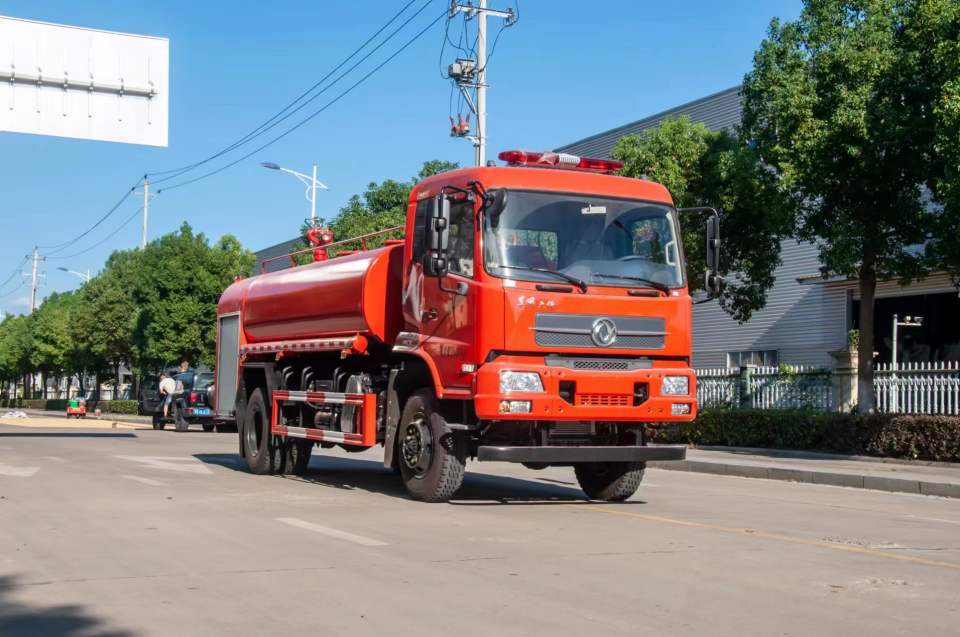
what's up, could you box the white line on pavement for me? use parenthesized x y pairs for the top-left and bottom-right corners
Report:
(0, 463), (39, 477)
(904, 514), (960, 526)
(120, 474), (166, 486)
(114, 456), (213, 475)
(275, 517), (389, 547)
(41, 456), (66, 462)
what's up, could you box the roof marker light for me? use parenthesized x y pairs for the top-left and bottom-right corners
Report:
(497, 150), (624, 174)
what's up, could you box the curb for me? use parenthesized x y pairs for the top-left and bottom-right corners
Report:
(649, 460), (960, 499)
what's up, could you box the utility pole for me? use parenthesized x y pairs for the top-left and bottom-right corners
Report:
(28, 247), (41, 314)
(141, 176), (150, 249)
(448, 1), (516, 166)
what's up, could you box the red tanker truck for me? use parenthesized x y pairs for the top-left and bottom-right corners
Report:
(214, 150), (722, 502)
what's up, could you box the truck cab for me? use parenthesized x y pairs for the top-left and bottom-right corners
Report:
(215, 150), (721, 502)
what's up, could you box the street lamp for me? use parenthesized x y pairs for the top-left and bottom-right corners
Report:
(261, 161), (328, 222)
(57, 266), (91, 283)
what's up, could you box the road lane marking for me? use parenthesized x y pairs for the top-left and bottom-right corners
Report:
(0, 463), (39, 477)
(904, 514), (960, 526)
(586, 506), (960, 571)
(114, 456), (213, 475)
(120, 475), (166, 486)
(41, 456), (66, 462)
(275, 517), (388, 547)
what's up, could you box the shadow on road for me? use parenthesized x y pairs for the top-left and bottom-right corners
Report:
(194, 452), (646, 506)
(0, 432), (137, 438)
(0, 574), (134, 637)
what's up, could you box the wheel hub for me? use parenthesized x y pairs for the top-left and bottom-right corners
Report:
(401, 416), (433, 475)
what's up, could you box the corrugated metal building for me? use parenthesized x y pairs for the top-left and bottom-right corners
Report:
(557, 86), (959, 368)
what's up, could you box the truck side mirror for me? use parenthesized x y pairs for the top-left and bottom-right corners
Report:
(705, 213), (723, 293)
(425, 194), (450, 277)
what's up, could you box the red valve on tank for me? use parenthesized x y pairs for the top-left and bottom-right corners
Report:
(306, 227), (335, 262)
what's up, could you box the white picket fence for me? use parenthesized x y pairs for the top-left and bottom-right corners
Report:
(874, 361), (960, 415)
(695, 365), (834, 411)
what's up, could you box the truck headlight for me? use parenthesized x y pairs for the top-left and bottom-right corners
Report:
(499, 371), (544, 393)
(661, 376), (689, 396)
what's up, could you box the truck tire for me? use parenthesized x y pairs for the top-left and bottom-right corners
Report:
(574, 462), (645, 501)
(242, 388), (280, 475)
(151, 413), (165, 430)
(397, 390), (465, 502)
(283, 439), (313, 476)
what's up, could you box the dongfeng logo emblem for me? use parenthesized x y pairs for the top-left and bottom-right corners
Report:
(591, 317), (618, 347)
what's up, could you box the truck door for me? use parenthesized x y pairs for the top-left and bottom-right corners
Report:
(419, 196), (477, 388)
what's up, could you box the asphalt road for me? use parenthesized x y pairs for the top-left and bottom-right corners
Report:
(1, 423), (958, 637)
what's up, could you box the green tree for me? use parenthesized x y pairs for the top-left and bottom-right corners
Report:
(741, 0), (960, 411)
(72, 251), (139, 397)
(29, 291), (78, 397)
(130, 223), (254, 370)
(0, 315), (34, 398)
(613, 116), (794, 322)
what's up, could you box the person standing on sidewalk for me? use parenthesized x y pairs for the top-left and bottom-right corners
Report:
(159, 372), (176, 419)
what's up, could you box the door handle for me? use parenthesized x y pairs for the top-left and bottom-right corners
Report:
(422, 308), (439, 321)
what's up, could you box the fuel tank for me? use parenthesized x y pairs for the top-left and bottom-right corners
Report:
(218, 244), (404, 346)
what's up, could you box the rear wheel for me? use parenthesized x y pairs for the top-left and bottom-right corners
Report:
(242, 388), (280, 474)
(397, 390), (465, 502)
(574, 462), (645, 501)
(282, 439), (314, 476)
(151, 413), (165, 430)
(201, 422), (215, 433)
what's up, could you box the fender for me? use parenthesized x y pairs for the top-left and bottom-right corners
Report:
(392, 333), (471, 400)
(382, 369), (402, 469)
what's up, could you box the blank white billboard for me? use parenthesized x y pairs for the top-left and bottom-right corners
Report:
(0, 16), (169, 146)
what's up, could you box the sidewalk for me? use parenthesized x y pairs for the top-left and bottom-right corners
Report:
(17, 408), (152, 426)
(650, 446), (960, 499)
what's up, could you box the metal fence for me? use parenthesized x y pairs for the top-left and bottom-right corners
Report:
(874, 361), (960, 415)
(695, 365), (834, 411)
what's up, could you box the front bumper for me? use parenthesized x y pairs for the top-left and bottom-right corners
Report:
(474, 356), (697, 422)
(478, 444), (686, 463)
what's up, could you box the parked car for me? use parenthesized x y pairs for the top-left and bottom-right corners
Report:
(139, 369), (215, 432)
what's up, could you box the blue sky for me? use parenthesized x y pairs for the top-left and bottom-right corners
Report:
(0, 0), (801, 314)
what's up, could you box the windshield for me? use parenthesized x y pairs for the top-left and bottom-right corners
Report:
(196, 373), (214, 389)
(483, 190), (684, 289)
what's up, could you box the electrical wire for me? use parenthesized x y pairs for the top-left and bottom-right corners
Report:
(148, 0), (424, 184)
(155, 9), (448, 193)
(38, 179), (142, 255)
(0, 255), (29, 292)
(0, 281), (25, 300)
(46, 204), (146, 261)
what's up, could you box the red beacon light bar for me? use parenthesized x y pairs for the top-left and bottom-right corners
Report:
(498, 150), (624, 174)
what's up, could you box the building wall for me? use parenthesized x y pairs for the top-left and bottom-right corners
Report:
(692, 240), (847, 368)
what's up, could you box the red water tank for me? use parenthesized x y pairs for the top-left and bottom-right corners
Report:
(219, 244), (404, 346)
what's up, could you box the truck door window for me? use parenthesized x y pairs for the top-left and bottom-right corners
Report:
(412, 199), (431, 264)
(447, 200), (475, 276)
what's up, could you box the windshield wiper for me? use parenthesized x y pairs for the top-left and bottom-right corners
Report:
(591, 272), (670, 294)
(493, 265), (588, 292)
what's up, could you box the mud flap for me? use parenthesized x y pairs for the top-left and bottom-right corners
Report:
(382, 369), (402, 469)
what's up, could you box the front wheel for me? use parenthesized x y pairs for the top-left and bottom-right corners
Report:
(397, 390), (465, 502)
(152, 413), (165, 430)
(574, 462), (645, 501)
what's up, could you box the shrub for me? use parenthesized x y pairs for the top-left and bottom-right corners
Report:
(650, 409), (960, 462)
(18, 398), (138, 415)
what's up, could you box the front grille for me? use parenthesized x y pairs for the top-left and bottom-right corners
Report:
(533, 313), (666, 350)
(551, 421), (594, 436)
(576, 393), (631, 407)
(545, 357), (653, 371)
